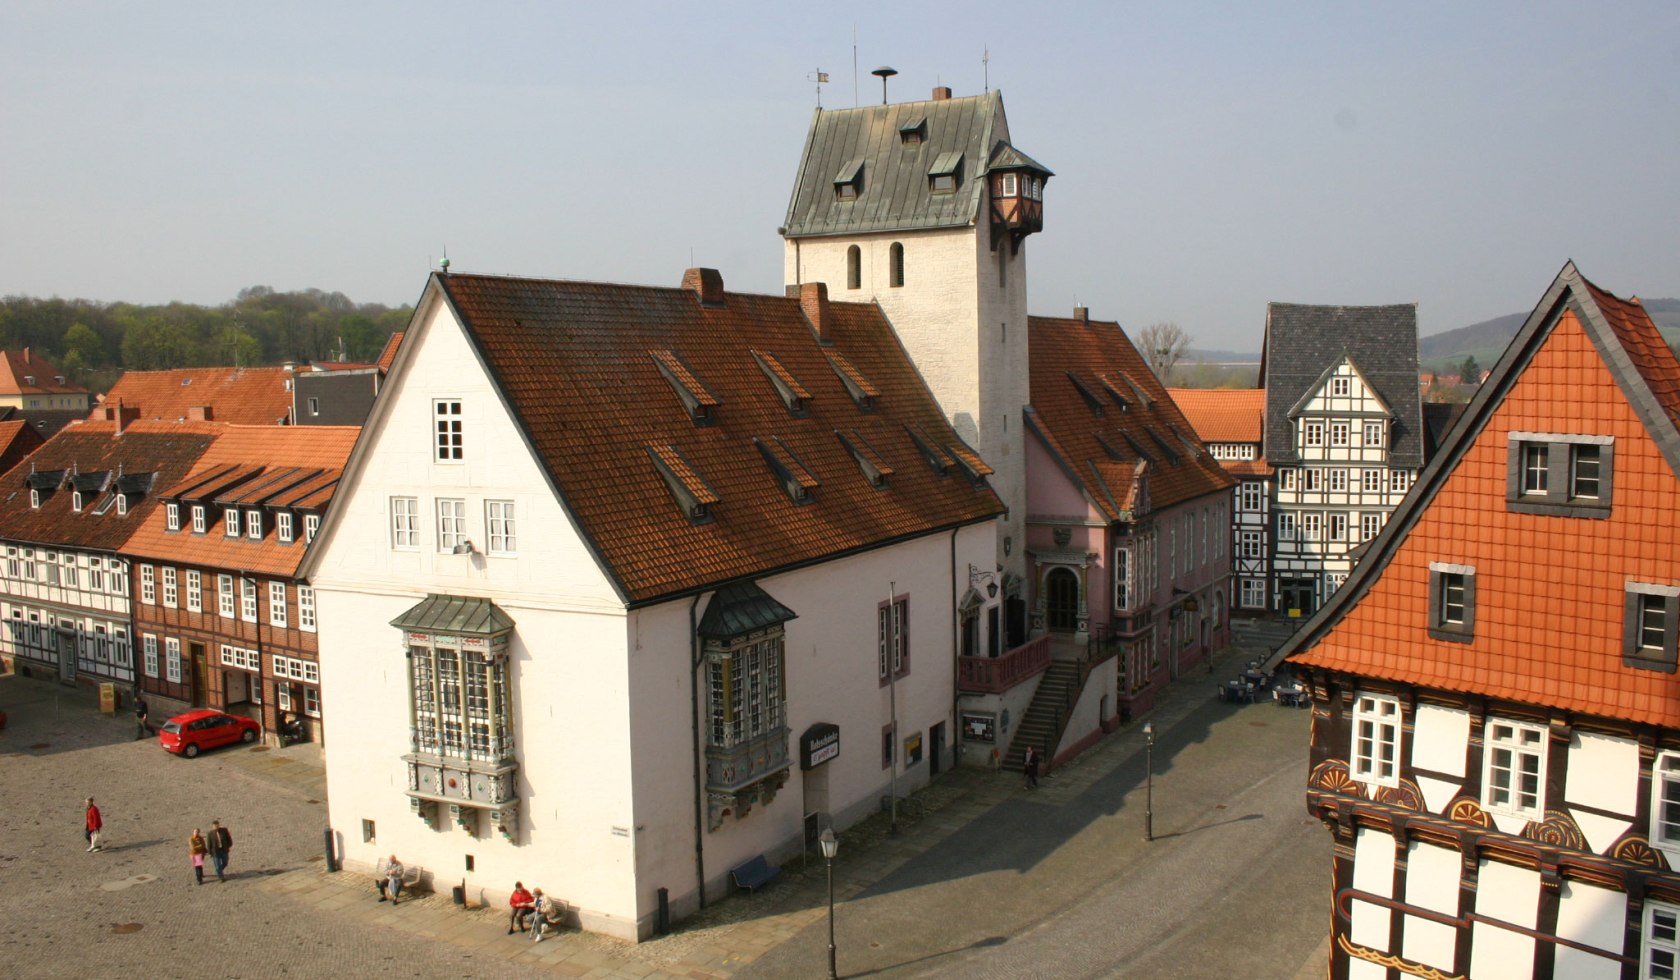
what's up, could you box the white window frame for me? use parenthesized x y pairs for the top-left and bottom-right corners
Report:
(1331, 377), (1350, 396)
(1651, 752), (1680, 859)
(1330, 422), (1350, 447)
(304, 514), (320, 543)
(486, 500), (516, 555)
(161, 567), (177, 609)
(1351, 693), (1401, 787)
(277, 512), (294, 543)
(1239, 482), (1262, 512)
(1327, 513), (1346, 541)
(1300, 513), (1321, 540)
(1360, 512), (1383, 541)
(165, 637), (182, 683)
(1329, 469), (1347, 492)
(246, 510), (262, 540)
(224, 509), (240, 537)
(1240, 578), (1265, 609)
(166, 503), (180, 531)
(140, 565), (156, 605)
(1363, 422), (1384, 447)
(268, 581), (288, 628)
(437, 498), (467, 552)
(218, 574), (236, 618)
(1362, 468), (1383, 493)
(434, 399), (464, 462)
(1279, 468), (1297, 492)
(192, 505), (207, 534)
(1391, 469), (1410, 493)
(1240, 530), (1263, 559)
(186, 570), (202, 613)
(391, 497), (419, 549)
(1643, 900), (1680, 980)
(240, 578), (258, 623)
(1304, 421), (1325, 447)
(298, 585), (316, 632)
(142, 634), (159, 678)
(1482, 717), (1547, 821)
(1114, 547), (1131, 610)
(1277, 513), (1296, 540)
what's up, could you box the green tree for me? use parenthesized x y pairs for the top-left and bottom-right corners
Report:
(64, 322), (106, 368)
(1459, 355), (1482, 384)
(121, 317), (192, 370)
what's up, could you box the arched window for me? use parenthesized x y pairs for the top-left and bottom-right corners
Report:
(889, 242), (904, 288)
(846, 245), (861, 290)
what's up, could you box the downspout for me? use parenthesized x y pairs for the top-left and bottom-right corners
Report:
(689, 593), (707, 910)
(949, 528), (959, 768)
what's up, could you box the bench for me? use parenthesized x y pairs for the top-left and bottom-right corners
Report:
(729, 855), (781, 894)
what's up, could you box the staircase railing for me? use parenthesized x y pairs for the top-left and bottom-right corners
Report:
(958, 634), (1051, 694)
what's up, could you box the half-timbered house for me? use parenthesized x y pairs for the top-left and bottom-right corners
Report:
(1277, 264), (1680, 979)
(1172, 387), (1272, 612)
(1261, 304), (1424, 617)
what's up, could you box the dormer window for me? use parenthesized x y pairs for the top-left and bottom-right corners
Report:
(72, 491), (84, 512)
(116, 495), (128, 516)
(30, 489), (40, 509)
(278, 512), (294, 543)
(751, 350), (811, 417)
(304, 514), (320, 543)
(192, 505), (207, 534)
(647, 444), (718, 523)
(754, 436), (819, 505)
(837, 430), (893, 489)
(928, 152), (962, 193)
(898, 117), (925, 144)
(826, 351), (878, 412)
(225, 509), (241, 537)
(246, 510), (262, 540)
(833, 159), (863, 200)
(166, 502), (180, 531)
(651, 349), (719, 425)
(23, 375), (34, 386)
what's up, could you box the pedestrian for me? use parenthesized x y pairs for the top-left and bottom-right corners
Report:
(529, 888), (549, 942)
(507, 881), (534, 934)
(379, 854), (404, 905)
(133, 693), (151, 740)
(189, 828), (208, 885)
(84, 797), (104, 851)
(208, 819), (233, 881)
(1023, 745), (1040, 790)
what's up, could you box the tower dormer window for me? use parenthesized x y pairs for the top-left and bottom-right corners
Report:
(833, 159), (863, 200)
(928, 151), (962, 193)
(898, 117), (925, 144)
(998, 173), (1018, 198)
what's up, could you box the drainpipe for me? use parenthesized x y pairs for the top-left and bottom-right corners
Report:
(689, 593), (707, 910)
(949, 529), (959, 769)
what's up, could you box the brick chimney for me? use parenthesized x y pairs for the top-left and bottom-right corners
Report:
(1074, 306), (1089, 325)
(932, 86), (952, 101)
(788, 282), (833, 343)
(187, 406), (214, 422)
(681, 268), (726, 307)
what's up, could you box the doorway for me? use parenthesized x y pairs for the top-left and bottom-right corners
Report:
(55, 626), (76, 683)
(190, 642), (209, 707)
(930, 722), (945, 776)
(1280, 579), (1317, 618)
(1046, 568), (1080, 632)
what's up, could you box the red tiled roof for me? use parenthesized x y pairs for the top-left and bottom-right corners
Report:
(1167, 388), (1265, 444)
(375, 332), (404, 374)
(1284, 265), (1680, 727)
(97, 367), (293, 426)
(0, 421), (220, 552)
(1028, 315), (1235, 520)
(122, 425), (357, 578)
(433, 272), (1004, 605)
(0, 349), (86, 397)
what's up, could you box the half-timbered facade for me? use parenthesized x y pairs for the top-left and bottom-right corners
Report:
(1261, 304), (1424, 617)
(1171, 387), (1272, 612)
(1277, 264), (1680, 980)
(0, 420), (216, 686)
(124, 425), (355, 743)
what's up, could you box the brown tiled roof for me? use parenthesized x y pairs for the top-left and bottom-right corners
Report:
(1028, 315), (1235, 520)
(432, 272), (1004, 605)
(0, 349), (86, 397)
(0, 420), (44, 475)
(97, 367), (293, 426)
(0, 421), (219, 552)
(122, 425), (357, 578)
(1282, 264), (1680, 727)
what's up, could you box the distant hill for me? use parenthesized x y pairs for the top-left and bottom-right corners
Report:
(1421, 298), (1680, 370)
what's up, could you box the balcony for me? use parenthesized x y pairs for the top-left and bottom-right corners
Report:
(958, 634), (1052, 694)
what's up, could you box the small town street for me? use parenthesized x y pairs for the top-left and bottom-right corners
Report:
(0, 644), (1329, 978)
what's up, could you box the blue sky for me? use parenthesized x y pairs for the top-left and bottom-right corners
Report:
(3, 1), (1676, 351)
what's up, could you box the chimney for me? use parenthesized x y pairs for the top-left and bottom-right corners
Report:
(788, 282), (833, 343)
(108, 401), (138, 435)
(932, 86), (952, 101)
(681, 267), (726, 307)
(22, 347), (30, 363)
(1074, 306), (1089, 325)
(188, 406), (214, 422)
(283, 361), (296, 373)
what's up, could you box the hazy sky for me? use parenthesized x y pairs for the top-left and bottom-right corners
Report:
(4, 1), (1677, 351)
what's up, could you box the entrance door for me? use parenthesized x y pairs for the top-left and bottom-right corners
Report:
(1046, 568), (1080, 632)
(55, 627), (76, 683)
(930, 722), (945, 776)
(190, 642), (209, 708)
(1281, 579), (1316, 618)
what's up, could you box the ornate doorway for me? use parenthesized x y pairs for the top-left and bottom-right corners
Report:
(1046, 568), (1080, 632)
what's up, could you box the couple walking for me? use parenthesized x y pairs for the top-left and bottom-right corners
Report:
(188, 820), (234, 884)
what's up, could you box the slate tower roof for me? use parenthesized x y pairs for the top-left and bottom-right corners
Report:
(1259, 303), (1424, 467)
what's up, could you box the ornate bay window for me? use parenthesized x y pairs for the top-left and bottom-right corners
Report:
(699, 582), (795, 831)
(392, 594), (520, 841)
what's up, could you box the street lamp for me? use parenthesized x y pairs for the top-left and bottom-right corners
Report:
(1143, 721), (1156, 842)
(820, 828), (839, 979)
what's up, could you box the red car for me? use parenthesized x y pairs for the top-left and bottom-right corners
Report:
(159, 709), (261, 758)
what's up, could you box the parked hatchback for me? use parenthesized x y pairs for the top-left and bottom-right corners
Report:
(159, 709), (260, 758)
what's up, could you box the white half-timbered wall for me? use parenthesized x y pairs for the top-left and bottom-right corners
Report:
(1233, 475), (1270, 609)
(1272, 359), (1416, 612)
(0, 542), (134, 682)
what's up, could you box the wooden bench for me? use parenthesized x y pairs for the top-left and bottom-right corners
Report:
(729, 855), (781, 894)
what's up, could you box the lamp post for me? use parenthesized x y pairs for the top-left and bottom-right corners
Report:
(1143, 721), (1156, 842)
(820, 828), (839, 979)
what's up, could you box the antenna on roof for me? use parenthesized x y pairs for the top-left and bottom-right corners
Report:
(852, 26), (859, 107)
(808, 68), (829, 107)
(983, 45), (990, 92)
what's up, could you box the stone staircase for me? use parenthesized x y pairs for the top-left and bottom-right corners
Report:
(1003, 659), (1084, 773)
(1229, 616), (1305, 658)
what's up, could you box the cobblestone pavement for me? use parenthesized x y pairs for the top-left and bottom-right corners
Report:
(1, 645), (1328, 978)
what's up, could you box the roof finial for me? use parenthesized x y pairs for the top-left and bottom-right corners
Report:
(872, 66), (897, 105)
(439, 246), (450, 275)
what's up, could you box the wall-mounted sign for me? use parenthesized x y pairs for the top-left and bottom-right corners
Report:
(961, 712), (996, 743)
(904, 731), (923, 767)
(800, 722), (840, 770)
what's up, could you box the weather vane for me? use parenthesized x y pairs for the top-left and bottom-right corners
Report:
(808, 68), (829, 107)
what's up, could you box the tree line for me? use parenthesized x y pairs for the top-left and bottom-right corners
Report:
(0, 287), (412, 396)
